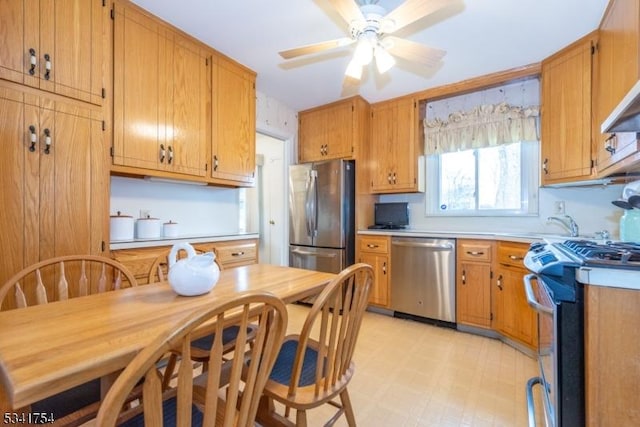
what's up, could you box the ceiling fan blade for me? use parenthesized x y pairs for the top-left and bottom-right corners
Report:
(279, 37), (355, 59)
(327, 0), (365, 25)
(384, 36), (446, 67)
(385, 0), (452, 33)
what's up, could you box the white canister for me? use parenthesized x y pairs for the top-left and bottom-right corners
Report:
(136, 216), (162, 239)
(163, 220), (179, 238)
(110, 211), (134, 241)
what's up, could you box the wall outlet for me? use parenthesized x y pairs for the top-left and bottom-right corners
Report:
(140, 209), (151, 219)
(554, 201), (565, 215)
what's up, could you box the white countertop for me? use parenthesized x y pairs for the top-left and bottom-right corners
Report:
(358, 229), (545, 243)
(110, 232), (259, 250)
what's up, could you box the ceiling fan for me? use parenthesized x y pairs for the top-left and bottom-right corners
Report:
(279, 0), (450, 80)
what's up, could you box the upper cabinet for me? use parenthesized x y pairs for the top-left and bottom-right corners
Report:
(594, 0), (640, 175)
(369, 96), (423, 193)
(112, 1), (210, 179)
(540, 34), (595, 184)
(0, 0), (106, 105)
(298, 96), (368, 164)
(210, 55), (256, 185)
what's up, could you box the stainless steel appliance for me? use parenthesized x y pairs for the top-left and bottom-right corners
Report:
(390, 237), (456, 324)
(523, 239), (640, 427)
(288, 159), (355, 274)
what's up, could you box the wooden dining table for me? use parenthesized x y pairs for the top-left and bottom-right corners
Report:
(0, 264), (335, 411)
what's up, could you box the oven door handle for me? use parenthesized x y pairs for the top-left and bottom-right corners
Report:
(526, 376), (544, 427)
(524, 274), (554, 314)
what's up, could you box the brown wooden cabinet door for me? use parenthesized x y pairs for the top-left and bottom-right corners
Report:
(39, 98), (98, 259)
(298, 100), (355, 164)
(457, 261), (492, 328)
(163, 36), (210, 177)
(298, 110), (327, 163)
(0, 0), (104, 104)
(0, 85), (104, 286)
(359, 252), (389, 307)
(541, 36), (594, 184)
(0, 86), (29, 287)
(494, 266), (537, 349)
(112, 3), (164, 171)
(370, 97), (420, 193)
(211, 56), (256, 184)
(594, 0), (640, 173)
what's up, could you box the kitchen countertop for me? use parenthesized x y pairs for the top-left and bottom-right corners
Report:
(110, 232), (259, 250)
(358, 229), (559, 243)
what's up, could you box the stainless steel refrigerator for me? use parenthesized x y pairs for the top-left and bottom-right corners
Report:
(289, 159), (355, 274)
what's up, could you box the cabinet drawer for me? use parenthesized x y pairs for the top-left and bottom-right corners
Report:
(359, 237), (389, 254)
(214, 240), (258, 268)
(458, 241), (493, 262)
(497, 242), (529, 268)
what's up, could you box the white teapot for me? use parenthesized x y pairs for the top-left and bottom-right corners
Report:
(167, 242), (220, 296)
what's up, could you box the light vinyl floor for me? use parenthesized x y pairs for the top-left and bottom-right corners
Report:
(285, 304), (540, 427)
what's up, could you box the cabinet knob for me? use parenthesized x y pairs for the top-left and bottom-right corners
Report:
(497, 274), (503, 290)
(461, 269), (466, 284)
(231, 251), (244, 257)
(382, 261), (386, 275)
(44, 53), (51, 80)
(159, 144), (166, 163)
(213, 154), (219, 171)
(542, 158), (549, 175)
(29, 48), (37, 75)
(367, 244), (379, 248)
(509, 255), (523, 261)
(167, 145), (173, 164)
(29, 125), (37, 152)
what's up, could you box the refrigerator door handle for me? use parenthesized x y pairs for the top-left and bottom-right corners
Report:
(292, 248), (337, 258)
(305, 170), (318, 237)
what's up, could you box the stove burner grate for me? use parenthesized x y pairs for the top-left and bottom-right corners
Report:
(559, 240), (640, 266)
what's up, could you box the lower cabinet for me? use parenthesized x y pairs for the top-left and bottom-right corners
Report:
(585, 284), (640, 426)
(112, 238), (258, 285)
(456, 240), (494, 329)
(357, 235), (390, 307)
(493, 241), (537, 350)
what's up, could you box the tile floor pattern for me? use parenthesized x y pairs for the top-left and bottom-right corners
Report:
(83, 304), (541, 426)
(283, 304), (541, 427)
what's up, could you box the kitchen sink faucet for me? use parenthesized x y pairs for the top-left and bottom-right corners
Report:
(547, 215), (580, 237)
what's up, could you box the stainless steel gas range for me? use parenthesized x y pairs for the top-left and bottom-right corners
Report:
(523, 239), (640, 427)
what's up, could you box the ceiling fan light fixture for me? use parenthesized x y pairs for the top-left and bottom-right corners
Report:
(345, 57), (363, 80)
(353, 37), (374, 65)
(374, 45), (396, 74)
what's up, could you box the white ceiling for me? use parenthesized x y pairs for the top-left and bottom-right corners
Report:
(130, 0), (609, 112)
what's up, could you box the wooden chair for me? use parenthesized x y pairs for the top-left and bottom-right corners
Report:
(258, 263), (374, 427)
(96, 291), (288, 427)
(147, 249), (256, 390)
(0, 255), (137, 427)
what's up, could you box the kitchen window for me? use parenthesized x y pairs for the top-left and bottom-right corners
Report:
(425, 141), (539, 216)
(424, 79), (540, 217)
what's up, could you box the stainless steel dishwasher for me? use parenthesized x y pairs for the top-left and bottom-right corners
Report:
(390, 237), (456, 324)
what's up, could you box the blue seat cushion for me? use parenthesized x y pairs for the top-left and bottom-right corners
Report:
(190, 325), (252, 351)
(31, 378), (101, 422)
(269, 340), (323, 387)
(120, 396), (203, 426)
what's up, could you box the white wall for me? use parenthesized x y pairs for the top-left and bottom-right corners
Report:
(380, 183), (625, 238)
(109, 90), (298, 237)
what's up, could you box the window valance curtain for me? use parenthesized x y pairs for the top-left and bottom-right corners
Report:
(424, 102), (540, 155)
